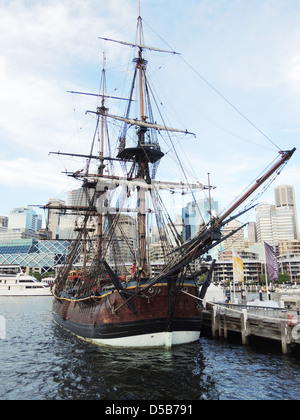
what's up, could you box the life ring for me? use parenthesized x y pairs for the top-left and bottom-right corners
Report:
(288, 314), (293, 326)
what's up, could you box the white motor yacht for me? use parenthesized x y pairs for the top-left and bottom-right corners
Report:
(0, 266), (52, 296)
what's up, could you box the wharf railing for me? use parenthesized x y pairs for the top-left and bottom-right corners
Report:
(215, 302), (295, 320)
(201, 302), (300, 355)
(181, 289), (300, 354)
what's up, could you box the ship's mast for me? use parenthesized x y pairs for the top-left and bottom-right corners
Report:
(95, 3), (190, 276)
(101, 52), (106, 158)
(136, 4), (148, 277)
(97, 53), (107, 260)
(138, 2), (145, 123)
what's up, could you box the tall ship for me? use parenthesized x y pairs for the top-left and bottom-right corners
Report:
(48, 6), (295, 348)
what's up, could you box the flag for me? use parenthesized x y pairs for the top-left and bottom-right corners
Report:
(264, 242), (279, 282)
(233, 249), (244, 283)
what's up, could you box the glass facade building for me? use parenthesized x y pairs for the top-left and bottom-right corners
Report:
(182, 199), (219, 241)
(0, 239), (76, 273)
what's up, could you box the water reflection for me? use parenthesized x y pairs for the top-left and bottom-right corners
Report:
(52, 324), (217, 400)
(1, 297), (300, 400)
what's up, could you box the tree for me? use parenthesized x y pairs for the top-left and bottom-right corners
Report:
(278, 272), (290, 284)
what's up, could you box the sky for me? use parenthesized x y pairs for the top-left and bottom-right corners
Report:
(0, 0), (300, 227)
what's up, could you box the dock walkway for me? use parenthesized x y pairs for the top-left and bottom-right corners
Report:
(201, 303), (300, 354)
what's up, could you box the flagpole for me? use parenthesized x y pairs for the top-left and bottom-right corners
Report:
(264, 242), (279, 301)
(263, 242), (270, 301)
(232, 248), (244, 304)
(232, 247), (236, 304)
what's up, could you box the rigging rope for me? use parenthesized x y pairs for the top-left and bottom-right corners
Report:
(143, 18), (282, 152)
(178, 55), (282, 151)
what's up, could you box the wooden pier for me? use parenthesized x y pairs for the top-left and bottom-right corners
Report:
(201, 303), (300, 355)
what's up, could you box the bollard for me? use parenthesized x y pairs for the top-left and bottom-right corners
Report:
(211, 305), (218, 338)
(281, 320), (292, 355)
(241, 309), (249, 346)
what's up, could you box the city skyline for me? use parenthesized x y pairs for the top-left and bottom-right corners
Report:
(0, 1), (299, 220)
(1, 183), (300, 279)
(1, 183), (299, 247)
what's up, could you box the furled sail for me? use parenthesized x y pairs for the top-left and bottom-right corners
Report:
(87, 111), (195, 136)
(95, 177), (205, 191)
(98, 36), (180, 55)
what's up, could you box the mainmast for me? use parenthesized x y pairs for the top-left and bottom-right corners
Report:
(138, 3), (146, 123)
(97, 53), (107, 260)
(96, 5), (186, 277)
(100, 52), (106, 159)
(136, 6), (149, 277)
(97, 4), (204, 279)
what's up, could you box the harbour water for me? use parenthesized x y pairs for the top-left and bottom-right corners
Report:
(1, 297), (300, 400)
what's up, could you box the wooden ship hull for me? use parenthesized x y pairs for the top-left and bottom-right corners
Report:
(52, 279), (201, 348)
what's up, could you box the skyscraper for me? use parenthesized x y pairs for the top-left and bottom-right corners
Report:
(256, 204), (276, 245)
(46, 198), (66, 240)
(256, 202), (296, 246)
(247, 222), (257, 243)
(223, 220), (245, 252)
(182, 198), (219, 241)
(274, 185), (299, 240)
(8, 207), (40, 232)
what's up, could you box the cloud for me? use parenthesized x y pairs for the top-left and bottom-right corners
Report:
(0, 0), (299, 221)
(192, 0), (300, 92)
(0, 73), (69, 152)
(0, 0), (136, 159)
(0, 56), (5, 81)
(0, 157), (69, 190)
(0, 0), (135, 66)
(290, 55), (300, 86)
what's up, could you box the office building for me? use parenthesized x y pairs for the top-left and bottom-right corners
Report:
(274, 185), (299, 239)
(223, 220), (245, 253)
(0, 217), (8, 229)
(8, 207), (42, 232)
(58, 188), (94, 240)
(274, 207), (296, 242)
(213, 259), (262, 284)
(182, 199), (219, 241)
(107, 215), (137, 265)
(46, 198), (66, 240)
(256, 204), (276, 245)
(256, 203), (295, 246)
(247, 222), (257, 243)
(278, 240), (300, 257)
(278, 255), (300, 282)
(0, 207), (43, 241)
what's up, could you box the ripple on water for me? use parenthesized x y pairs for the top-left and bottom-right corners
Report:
(1, 297), (300, 400)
